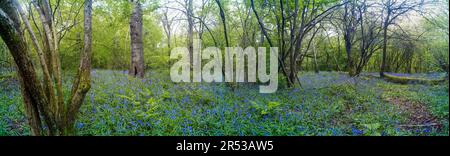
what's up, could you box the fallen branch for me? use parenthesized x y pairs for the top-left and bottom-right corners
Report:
(398, 123), (440, 127)
(384, 73), (446, 85)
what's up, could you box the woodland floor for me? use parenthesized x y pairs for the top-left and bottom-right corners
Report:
(0, 70), (448, 136)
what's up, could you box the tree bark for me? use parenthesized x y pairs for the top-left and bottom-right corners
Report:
(380, 13), (389, 78)
(0, 0), (55, 135)
(312, 39), (319, 73)
(14, 0), (57, 129)
(0, 0), (93, 136)
(129, 1), (145, 78)
(187, 0), (194, 68)
(33, 0), (65, 126)
(65, 0), (92, 135)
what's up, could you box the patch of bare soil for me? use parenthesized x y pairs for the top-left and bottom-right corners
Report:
(387, 98), (442, 130)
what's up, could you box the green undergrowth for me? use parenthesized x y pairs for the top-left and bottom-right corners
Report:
(1, 70), (448, 136)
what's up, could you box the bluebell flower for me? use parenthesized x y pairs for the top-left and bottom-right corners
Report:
(352, 127), (364, 136)
(4, 117), (13, 125)
(91, 107), (97, 114)
(76, 122), (84, 129)
(182, 127), (186, 135)
(331, 128), (337, 135)
(188, 126), (193, 134)
(131, 121), (137, 128)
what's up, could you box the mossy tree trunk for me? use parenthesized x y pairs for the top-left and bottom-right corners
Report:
(0, 0), (93, 136)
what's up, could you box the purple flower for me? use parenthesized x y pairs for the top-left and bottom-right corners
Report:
(188, 126), (193, 134)
(331, 128), (337, 135)
(131, 121), (137, 128)
(76, 122), (84, 129)
(352, 127), (364, 136)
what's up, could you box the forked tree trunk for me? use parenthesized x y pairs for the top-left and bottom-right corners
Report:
(15, 0), (56, 131)
(129, 0), (145, 78)
(1, 0), (54, 136)
(32, 0), (65, 131)
(0, 0), (93, 136)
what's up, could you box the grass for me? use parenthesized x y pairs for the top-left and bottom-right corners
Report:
(0, 70), (448, 136)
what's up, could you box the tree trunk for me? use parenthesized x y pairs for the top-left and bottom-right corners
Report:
(33, 0), (65, 128)
(313, 40), (319, 73)
(0, 0), (55, 135)
(187, 0), (194, 68)
(380, 21), (389, 77)
(343, 1), (356, 76)
(0, 0), (93, 136)
(129, 1), (145, 78)
(66, 0), (92, 135)
(15, 0), (57, 131)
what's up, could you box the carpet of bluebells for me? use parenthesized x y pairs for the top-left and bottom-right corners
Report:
(1, 69), (448, 136)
